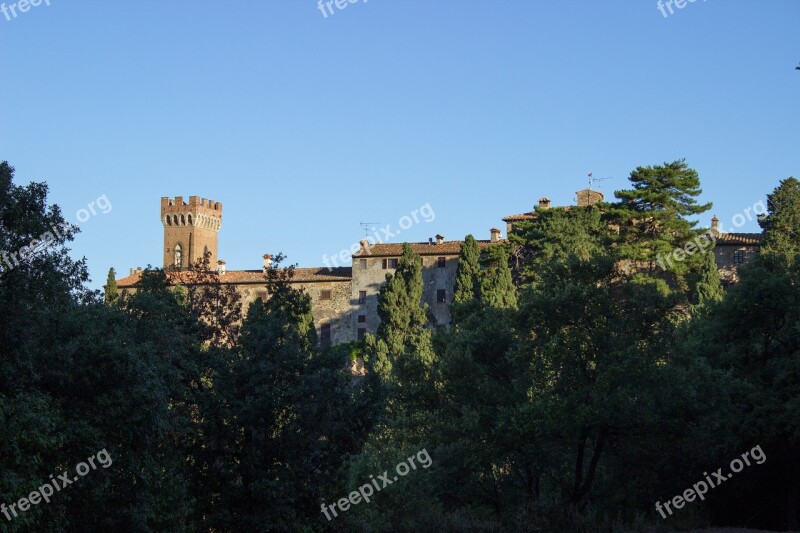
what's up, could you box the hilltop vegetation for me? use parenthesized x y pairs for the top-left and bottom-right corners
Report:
(1, 159), (799, 531)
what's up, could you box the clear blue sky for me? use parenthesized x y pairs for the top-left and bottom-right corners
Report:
(1, 0), (798, 289)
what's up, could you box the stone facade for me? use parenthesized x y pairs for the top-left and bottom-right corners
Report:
(712, 234), (761, 284)
(115, 193), (762, 346)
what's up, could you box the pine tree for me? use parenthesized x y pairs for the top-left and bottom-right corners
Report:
(104, 267), (119, 306)
(612, 159), (712, 276)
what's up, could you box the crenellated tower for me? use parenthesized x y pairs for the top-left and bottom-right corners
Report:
(161, 196), (222, 269)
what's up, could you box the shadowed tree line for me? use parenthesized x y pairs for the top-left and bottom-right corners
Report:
(1, 159), (799, 531)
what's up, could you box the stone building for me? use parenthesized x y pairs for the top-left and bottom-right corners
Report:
(349, 233), (500, 339)
(709, 216), (762, 284)
(116, 191), (761, 345)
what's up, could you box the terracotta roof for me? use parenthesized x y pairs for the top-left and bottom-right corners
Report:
(502, 213), (538, 222)
(117, 267), (352, 288)
(714, 232), (761, 246)
(352, 240), (500, 258)
(502, 206), (572, 222)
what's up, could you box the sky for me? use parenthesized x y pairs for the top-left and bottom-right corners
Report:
(1, 0), (798, 290)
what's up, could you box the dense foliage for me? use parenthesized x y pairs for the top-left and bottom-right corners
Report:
(1, 159), (798, 531)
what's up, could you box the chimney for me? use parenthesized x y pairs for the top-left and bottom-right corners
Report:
(538, 197), (551, 209)
(135, 267), (142, 275)
(435, 234), (444, 245)
(359, 239), (371, 252)
(217, 260), (226, 275)
(429, 237), (433, 245)
(711, 215), (720, 236)
(263, 254), (273, 270)
(130, 268), (135, 276)
(490, 228), (501, 242)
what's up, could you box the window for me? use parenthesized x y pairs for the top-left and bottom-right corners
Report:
(173, 244), (183, 268)
(256, 291), (268, 301)
(359, 258), (367, 269)
(437, 289), (446, 303)
(437, 256), (446, 268)
(357, 328), (366, 340)
(733, 250), (745, 264)
(358, 291), (367, 304)
(358, 314), (366, 323)
(382, 258), (398, 269)
(321, 323), (331, 344)
(321, 290), (332, 300)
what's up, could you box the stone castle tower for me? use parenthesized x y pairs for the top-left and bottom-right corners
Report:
(161, 196), (222, 269)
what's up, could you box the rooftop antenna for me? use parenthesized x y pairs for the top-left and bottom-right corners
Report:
(587, 172), (614, 191)
(360, 221), (381, 238)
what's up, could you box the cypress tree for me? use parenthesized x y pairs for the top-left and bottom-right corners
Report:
(693, 250), (724, 310)
(479, 245), (517, 309)
(454, 235), (481, 304)
(104, 266), (119, 306)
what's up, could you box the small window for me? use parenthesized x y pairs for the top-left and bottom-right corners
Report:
(733, 250), (745, 264)
(359, 259), (367, 270)
(357, 328), (366, 340)
(437, 289), (446, 303)
(358, 291), (367, 304)
(437, 257), (446, 268)
(321, 323), (331, 344)
(358, 314), (366, 323)
(389, 258), (398, 269)
(321, 290), (332, 300)
(173, 244), (183, 268)
(256, 291), (268, 301)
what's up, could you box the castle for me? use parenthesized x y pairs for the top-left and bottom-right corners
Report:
(115, 191), (761, 345)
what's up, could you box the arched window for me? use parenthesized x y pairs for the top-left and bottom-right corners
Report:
(187, 214), (193, 225)
(174, 244), (183, 268)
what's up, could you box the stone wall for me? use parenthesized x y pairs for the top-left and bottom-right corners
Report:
(713, 244), (759, 284)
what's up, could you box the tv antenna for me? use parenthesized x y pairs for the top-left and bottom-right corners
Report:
(360, 221), (381, 238)
(587, 172), (614, 191)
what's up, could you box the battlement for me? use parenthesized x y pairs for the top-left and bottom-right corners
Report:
(161, 196), (222, 216)
(161, 196), (223, 230)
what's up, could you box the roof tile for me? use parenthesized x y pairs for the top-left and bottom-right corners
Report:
(117, 267), (352, 288)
